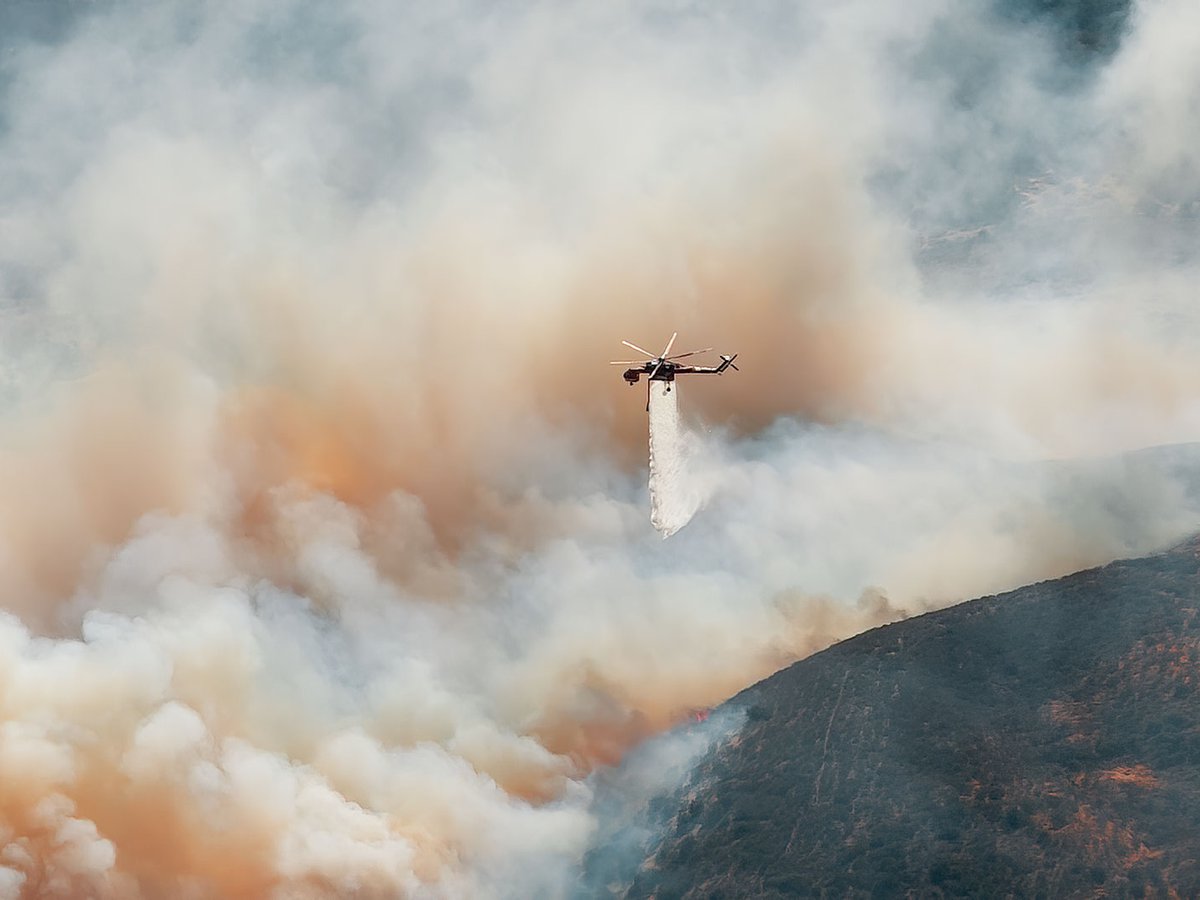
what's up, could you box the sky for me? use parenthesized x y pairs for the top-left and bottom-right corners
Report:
(1, 0), (1200, 896)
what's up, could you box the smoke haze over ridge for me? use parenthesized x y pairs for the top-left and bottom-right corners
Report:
(2, 0), (1200, 895)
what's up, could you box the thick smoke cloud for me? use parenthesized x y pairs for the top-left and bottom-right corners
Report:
(1, 0), (1199, 895)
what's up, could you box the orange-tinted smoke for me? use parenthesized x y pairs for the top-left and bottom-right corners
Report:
(0, 144), (907, 627)
(7, 139), (1200, 631)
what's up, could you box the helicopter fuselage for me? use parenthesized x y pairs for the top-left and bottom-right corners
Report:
(623, 361), (679, 384)
(622, 357), (735, 385)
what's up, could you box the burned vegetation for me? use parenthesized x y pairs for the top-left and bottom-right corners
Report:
(602, 537), (1200, 898)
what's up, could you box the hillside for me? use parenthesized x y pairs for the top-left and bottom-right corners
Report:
(600, 537), (1200, 898)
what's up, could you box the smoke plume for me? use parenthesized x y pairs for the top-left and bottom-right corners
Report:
(1, 0), (1200, 895)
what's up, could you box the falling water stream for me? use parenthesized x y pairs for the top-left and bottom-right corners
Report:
(647, 380), (702, 537)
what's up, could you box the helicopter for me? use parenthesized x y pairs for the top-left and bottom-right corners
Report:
(612, 332), (738, 409)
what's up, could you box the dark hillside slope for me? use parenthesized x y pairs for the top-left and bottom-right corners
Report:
(620, 538), (1200, 898)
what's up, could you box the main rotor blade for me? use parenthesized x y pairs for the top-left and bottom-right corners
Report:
(659, 332), (678, 359)
(649, 359), (664, 381)
(666, 348), (713, 360)
(610, 360), (644, 365)
(621, 340), (657, 358)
